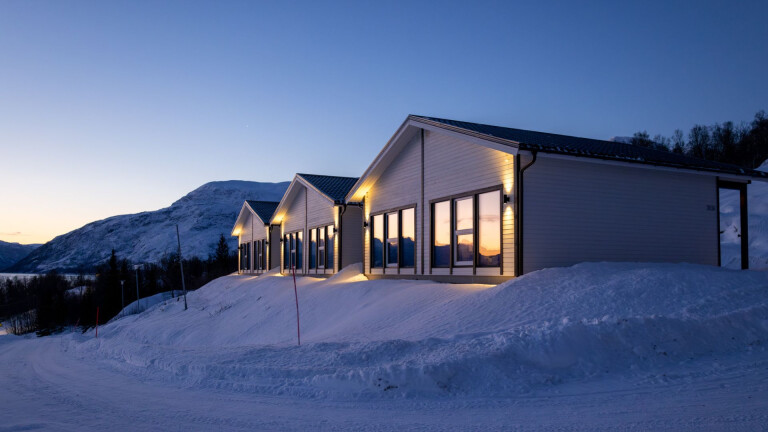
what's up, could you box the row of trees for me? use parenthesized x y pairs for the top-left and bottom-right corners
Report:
(630, 110), (768, 169)
(0, 235), (237, 336)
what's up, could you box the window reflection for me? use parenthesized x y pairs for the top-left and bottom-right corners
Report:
(433, 201), (450, 267)
(372, 214), (384, 268)
(309, 229), (317, 269)
(386, 212), (398, 267)
(326, 225), (334, 269)
(478, 191), (501, 267)
(401, 208), (415, 268)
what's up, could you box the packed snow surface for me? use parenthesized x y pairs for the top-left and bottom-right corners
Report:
(1, 262), (767, 430)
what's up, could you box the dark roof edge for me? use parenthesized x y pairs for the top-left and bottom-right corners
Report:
(409, 114), (766, 179)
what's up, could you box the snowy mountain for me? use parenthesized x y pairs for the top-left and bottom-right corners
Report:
(0, 240), (40, 271)
(7, 181), (289, 273)
(719, 160), (768, 269)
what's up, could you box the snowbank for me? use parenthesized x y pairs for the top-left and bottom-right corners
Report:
(72, 263), (768, 399)
(112, 291), (179, 320)
(720, 160), (768, 269)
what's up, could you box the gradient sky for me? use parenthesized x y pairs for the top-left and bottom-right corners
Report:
(1, 0), (767, 244)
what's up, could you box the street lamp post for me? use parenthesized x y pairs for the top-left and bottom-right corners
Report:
(133, 265), (141, 313)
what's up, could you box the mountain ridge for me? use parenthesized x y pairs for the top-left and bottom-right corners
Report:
(8, 180), (289, 273)
(0, 241), (41, 271)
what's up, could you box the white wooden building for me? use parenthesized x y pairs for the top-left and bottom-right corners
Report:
(345, 115), (766, 283)
(271, 174), (362, 276)
(231, 200), (281, 275)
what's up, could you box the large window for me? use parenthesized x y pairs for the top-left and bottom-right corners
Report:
(478, 191), (501, 267)
(454, 197), (474, 266)
(296, 231), (303, 269)
(254, 239), (266, 271)
(401, 208), (415, 268)
(309, 229), (317, 269)
(432, 189), (502, 269)
(318, 227), (326, 268)
(326, 225), (334, 270)
(283, 235), (289, 270)
(372, 214), (384, 268)
(307, 225), (335, 271)
(432, 201), (451, 267)
(371, 207), (415, 269)
(386, 212), (398, 268)
(284, 231), (304, 271)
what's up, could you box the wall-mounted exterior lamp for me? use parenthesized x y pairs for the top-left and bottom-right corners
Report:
(363, 221), (369, 228)
(503, 194), (511, 204)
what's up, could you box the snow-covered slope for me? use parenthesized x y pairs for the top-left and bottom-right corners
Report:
(0, 240), (39, 271)
(8, 181), (289, 273)
(720, 160), (768, 269)
(82, 262), (768, 398)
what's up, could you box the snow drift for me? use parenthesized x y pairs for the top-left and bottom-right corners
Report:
(70, 262), (768, 399)
(720, 160), (768, 269)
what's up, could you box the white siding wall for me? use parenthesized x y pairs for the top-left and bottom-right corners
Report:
(307, 187), (335, 228)
(283, 187), (307, 234)
(423, 130), (516, 275)
(306, 186), (336, 275)
(363, 129), (516, 277)
(341, 205), (363, 270)
(522, 156), (718, 273)
(366, 134), (422, 274)
(281, 187), (306, 274)
(269, 227), (281, 270)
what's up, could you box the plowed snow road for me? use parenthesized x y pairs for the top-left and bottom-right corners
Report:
(2, 334), (767, 431)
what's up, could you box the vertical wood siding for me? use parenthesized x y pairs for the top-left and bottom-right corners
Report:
(366, 134), (423, 273)
(363, 129), (515, 277)
(423, 130), (516, 275)
(522, 156), (718, 273)
(269, 227), (281, 270)
(341, 205), (363, 270)
(306, 187), (335, 228)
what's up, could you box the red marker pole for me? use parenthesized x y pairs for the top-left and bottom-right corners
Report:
(95, 307), (99, 338)
(292, 264), (301, 346)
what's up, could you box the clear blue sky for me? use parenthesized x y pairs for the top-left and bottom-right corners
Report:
(1, 0), (767, 243)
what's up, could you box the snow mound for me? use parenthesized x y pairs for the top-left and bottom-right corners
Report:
(72, 263), (768, 399)
(720, 162), (768, 269)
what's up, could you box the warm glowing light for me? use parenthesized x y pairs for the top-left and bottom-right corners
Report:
(233, 228), (241, 236)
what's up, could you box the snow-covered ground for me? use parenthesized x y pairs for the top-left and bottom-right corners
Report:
(1, 263), (767, 430)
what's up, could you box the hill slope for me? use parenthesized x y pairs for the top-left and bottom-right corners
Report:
(8, 181), (289, 273)
(0, 241), (40, 271)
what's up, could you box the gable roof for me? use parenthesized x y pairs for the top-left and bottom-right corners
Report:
(271, 173), (360, 225)
(297, 174), (359, 203)
(347, 114), (766, 202)
(245, 200), (279, 225)
(232, 200), (280, 236)
(412, 115), (767, 178)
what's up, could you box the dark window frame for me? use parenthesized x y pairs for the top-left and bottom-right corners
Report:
(368, 203), (417, 272)
(307, 225), (334, 272)
(429, 185), (504, 275)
